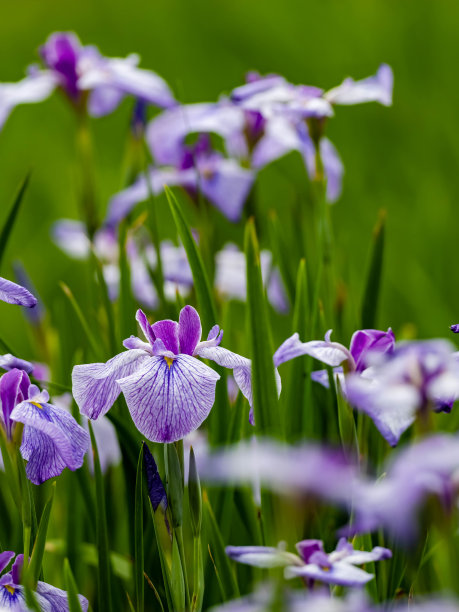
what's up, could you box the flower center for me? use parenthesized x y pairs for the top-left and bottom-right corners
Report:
(30, 401), (43, 410)
(164, 356), (174, 369)
(4, 585), (15, 595)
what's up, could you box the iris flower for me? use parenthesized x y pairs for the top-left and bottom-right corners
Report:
(72, 305), (252, 443)
(0, 31), (175, 128)
(226, 538), (391, 588)
(0, 368), (89, 484)
(0, 551), (88, 610)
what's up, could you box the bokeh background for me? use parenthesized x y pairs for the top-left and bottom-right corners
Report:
(1, 0), (458, 359)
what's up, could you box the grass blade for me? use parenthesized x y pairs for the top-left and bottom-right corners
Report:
(88, 421), (113, 612)
(26, 482), (55, 586)
(0, 172), (31, 269)
(135, 445), (144, 612)
(64, 558), (84, 612)
(361, 210), (386, 329)
(244, 218), (280, 437)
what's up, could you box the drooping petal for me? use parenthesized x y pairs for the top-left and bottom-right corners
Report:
(11, 400), (90, 485)
(143, 442), (168, 512)
(179, 305), (202, 356)
(72, 349), (149, 419)
(274, 332), (349, 368)
(199, 158), (254, 222)
(320, 138), (344, 203)
(0, 70), (57, 129)
(285, 560), (374, 587)
(346, 375), (420, 446)
(117, 354), (220, 443)
(324, 64), (393, 107)
(343, 547), (392, 565)
(0, 277), (37, 308)
(195, 345), (253, 406)
(226, 546), (299, 569)
(36, 580), (89, 611)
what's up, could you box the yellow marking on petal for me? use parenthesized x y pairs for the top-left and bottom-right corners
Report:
(164, 356), (174, 369)
(30, 401), (43, 409)
(4, 585), (15, 595)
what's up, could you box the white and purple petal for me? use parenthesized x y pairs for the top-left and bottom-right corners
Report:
(285, 560), (374, 587)
(117, 354), (220, 443)
(325, 64), (393, 107)
(0, 70), (57, 129)
(72, 349), (149, 419)
(0, 277), (38, 308)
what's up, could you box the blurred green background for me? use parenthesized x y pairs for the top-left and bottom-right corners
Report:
(1, 0), (458, 358)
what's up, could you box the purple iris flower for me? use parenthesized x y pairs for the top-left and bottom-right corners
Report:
(450, 324), (459, 333)
(343, 434), (459, 542)
(215, 243), (289, 314)
(274, 327), (394, 391)
(0, 31), (175, 128)
(0, 551), (88, 611)
(230, 65), (393, 202)
(0, 277), (37, 308)
(0, 354), (34, 374)
(0, 369), (90, 484)
(106, 137), (254, 224)
(198, 438), (359, 507)
(72, 305), (252, 443)
(345, 340), (459, 446)
(226, 538), (391, 588)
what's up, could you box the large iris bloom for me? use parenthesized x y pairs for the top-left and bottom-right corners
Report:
(0, 31), (175, 128)
(226, 538), (391, 588)
(0, 368), (90, 484)
(72, 306), (251, 443)
(0, 551), (88, 611)
(0, 277), (37, 308)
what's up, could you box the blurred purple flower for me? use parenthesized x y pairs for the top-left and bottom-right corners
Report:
(0, 354), (34, 374)
(13, 262), (44, 324)
(226, 538), (391, 588)
(0, 551), (88, 610)
(72, 305), (252, 443)
(450, 324), (459, 333)
(346, 340), (459, 445)
(0, 31), (175, 128)
(0, 277), (37, 308)
(343, 434), (459, 542)
(215, 243), (289, 313)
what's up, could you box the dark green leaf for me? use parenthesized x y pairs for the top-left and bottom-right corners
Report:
(0, 172), (31, 269)
(26, 482), (55, 587)
(135, 445), (144, 612)
(361, 210), (386, 329)
(64, 558), (84, 612)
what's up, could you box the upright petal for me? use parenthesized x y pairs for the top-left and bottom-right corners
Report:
(0, 552), (14, 574)
(151, 320), (180, 355)
(0, 369), (29, 437)
(0, 277), (37, 308)
(320, 138), (344, 203)
(11, 400), (90, 485)
(72, 349), (149, 419)
(117, 354), (220, 443)
(179, 305), (202, 355)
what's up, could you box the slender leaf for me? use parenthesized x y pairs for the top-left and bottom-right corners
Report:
(26, 482), (55, 586)
(0, 172), (31, 269)
(171, 535), (185, 612)
(361, 210), (386, 329)
(64, 558), (84, 612)
(244, 218), (280, 437)
(88, 422), (113, 612)
(60, 282), (101, 359)
(135, 446), (144, 612)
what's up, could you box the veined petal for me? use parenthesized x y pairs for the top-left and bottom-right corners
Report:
(196, 345), (253, 406)
(36, 580), (89, 611)
(0, 277), (37, 308)
(226, 545), (299, 569)
(274, 333), (350, 368)
(11, 401), (90, 485)
(0, 585), (52, 611)
(72, 349), (149, 419)
(136, 309), (156, 346)
(285, 561), (374, 587)
(179, 305), (202, 355)
(117, 354), (220, 443)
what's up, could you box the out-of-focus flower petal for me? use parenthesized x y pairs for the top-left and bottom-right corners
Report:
(285, 561), (373, 587)
(0, 70), (57, 129)
(274, 332), (349, 368)
(325, 64), (393, 107)
(0, 277), (37, 308)
(51, 220), (91, 260)
(0, 354), (33, 374)
(226, 546), (298, 568)
(36, 580), (89, 611)
(320, 138), (344, 202)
